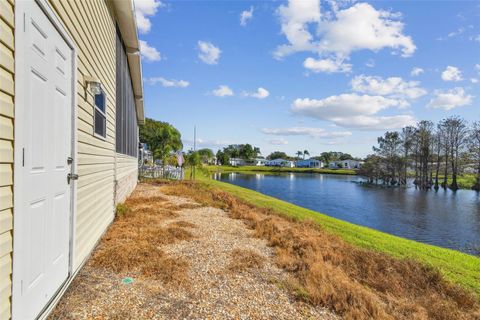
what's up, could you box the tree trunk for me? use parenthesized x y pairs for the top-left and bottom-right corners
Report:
(404, 150), (408, 185)
(450, 159), (458, 190)
(413, 154), (418, 188)
(442, 153), (448, 189)
(434, 159), (440, 190)
(474, 165), (480, 191)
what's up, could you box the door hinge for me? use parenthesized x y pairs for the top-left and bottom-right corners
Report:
(22, 148), (25, 167)
(23, 13), (25, 32)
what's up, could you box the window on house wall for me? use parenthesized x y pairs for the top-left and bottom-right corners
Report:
(94, 89), (107, 138)
(116, 26), (138, 157)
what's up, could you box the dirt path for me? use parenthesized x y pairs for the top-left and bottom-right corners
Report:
(50, 183), (336, 319)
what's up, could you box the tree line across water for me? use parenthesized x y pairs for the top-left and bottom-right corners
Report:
(215, 146), (359, 165)
(138, 117), (480, 190)
(138, 118), (359, 166)
(359, 116), (480, 191)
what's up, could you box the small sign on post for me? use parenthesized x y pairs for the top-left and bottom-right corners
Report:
(177, 151), (184, 167)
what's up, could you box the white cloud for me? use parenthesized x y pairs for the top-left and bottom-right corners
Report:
(447, 26), (466, 38)
(275, 0), (321, 59)
(293, 94), (406, 117)
(438, 25), (480, 41)
(365, 59), (375, 68)
(292, 93), (414, 130)
(476, 64), (480, 73)
(240, 7), (254, 26)
(471, 78), (479, 84)
(244, 87), (270, 99)
(268, 138), (289, 145)
(146, 77), (189, 88)
(197, 41), (221, 65)
(262, 127), (352, 138)
(351, 75), (427, 99)
(317, 3), (416, 57)
(410, 67), (424, 76)
(303, 57), (352, 73)
(134, 0), (163, 34)
(441, 66), (463, 82)
(332, 115), (416, 130)
(427, 87), (473, 110)
(275, 1), (415, 63)
(139, 40), (161, 62)
(183, 138), (231, 149)
(470, 35), (480, 43)
(211, 85), (234, 97)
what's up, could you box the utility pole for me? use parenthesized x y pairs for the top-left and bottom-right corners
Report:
(193, 125), (196, 180)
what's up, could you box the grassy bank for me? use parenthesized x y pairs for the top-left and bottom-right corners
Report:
(204, 165), (356, 175)
(188, 167), (480, 297)
(446, 174), (477, 190)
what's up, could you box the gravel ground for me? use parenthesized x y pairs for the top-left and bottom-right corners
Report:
(49, 183), (337, 320)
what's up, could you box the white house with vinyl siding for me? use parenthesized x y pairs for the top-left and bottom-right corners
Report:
(295, 159), (323, 168)
(265, 159), (295, 167)
(0, 0), (144, 318)
(329, 159), (364, 169)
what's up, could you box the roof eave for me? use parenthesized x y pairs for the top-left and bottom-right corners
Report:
(110, 0), (145, 125)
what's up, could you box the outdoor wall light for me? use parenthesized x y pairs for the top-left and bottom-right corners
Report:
(84, 75), (103, 95)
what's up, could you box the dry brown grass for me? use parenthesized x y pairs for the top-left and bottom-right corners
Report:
(164, 202), (204, 211)
(169, 220), (197, 229)
(161, 181), (480, 320)
(228, 248), (265, 272)
(90, 189), (193, 285)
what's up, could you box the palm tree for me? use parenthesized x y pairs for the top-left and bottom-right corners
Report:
(253, 147), (261, 158)
(296, 151), (303, 159)
(139, 118), (183, 166)
(303, 150), (310, 159)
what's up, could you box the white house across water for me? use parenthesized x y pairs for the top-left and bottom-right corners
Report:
(329, 160), (364, 169)
(228, 158), (266, 166)
(265, 159), (295, 167)
(295, 159), (323, 168)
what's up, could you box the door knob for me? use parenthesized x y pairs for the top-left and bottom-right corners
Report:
(67, 173), (79, 183)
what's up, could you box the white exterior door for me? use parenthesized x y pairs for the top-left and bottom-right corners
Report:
(13, 1), (74, 319)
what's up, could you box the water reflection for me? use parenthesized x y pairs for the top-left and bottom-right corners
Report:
(214, 172), (480, 255)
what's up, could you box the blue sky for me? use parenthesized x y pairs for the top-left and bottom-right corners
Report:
(134, 0), (480, 158)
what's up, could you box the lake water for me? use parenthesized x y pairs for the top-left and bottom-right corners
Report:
(213, 172), (480, 255)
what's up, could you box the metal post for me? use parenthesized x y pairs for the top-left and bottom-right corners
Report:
(193, 125), (196, 180)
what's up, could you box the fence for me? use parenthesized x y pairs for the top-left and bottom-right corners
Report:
(139, 165), (184, 180)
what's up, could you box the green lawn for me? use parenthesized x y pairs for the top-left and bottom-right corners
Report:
(204, 165), (356, 175)
(432, 174), (478, 190)
(452, 174), (477, 189)
(188, 167), (480, 297)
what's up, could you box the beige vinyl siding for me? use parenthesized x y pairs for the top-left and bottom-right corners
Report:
(0, 0), (139, 318)
(48, 0), (117, 270)
(0, 0), (14, 318)
(116, 154), (137, 181)
(115, 153), (138, 203)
